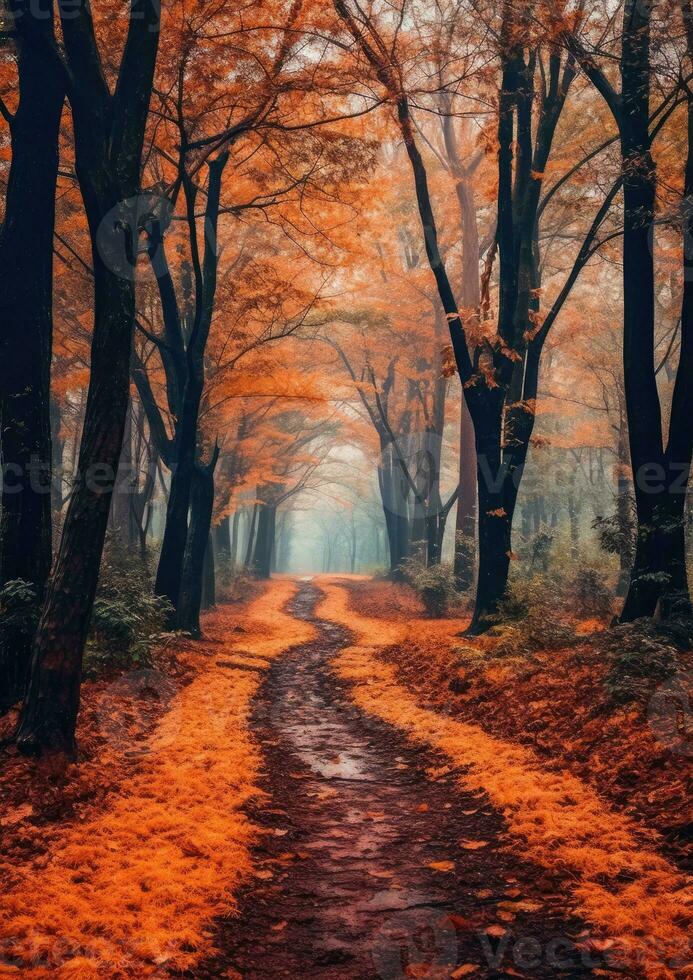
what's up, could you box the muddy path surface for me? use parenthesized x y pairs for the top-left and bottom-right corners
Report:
(195, 583), (601, 979)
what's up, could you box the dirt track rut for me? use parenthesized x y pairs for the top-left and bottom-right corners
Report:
(195, 583), (599, 979)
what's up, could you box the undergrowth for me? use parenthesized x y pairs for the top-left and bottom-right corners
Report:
(84, 535), (172, 675)
(599, 617), (693, 705)
(402, 560), (458, 617)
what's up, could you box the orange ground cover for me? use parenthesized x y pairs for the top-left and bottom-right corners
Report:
(333, 580), (691, 859)
(317, 580), (692, 978)
(0, 580), (313, 978)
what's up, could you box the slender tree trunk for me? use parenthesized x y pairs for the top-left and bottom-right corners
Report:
(568, 493), (580, 561)
(253, 502), (276, 580)
(213, 515), (231, 573)
(0, 2), (63, 711)
(202, 536), (215, 610)
(454, 403), (477, 588)
(178, 459), (218, 637)
(244, 502), (258, 569)
(50, 393), (65, 524)
(618, 1), (673, 620)
(111, 400), (136, 547)
(15, 0), (160, 755)
(154, 154), (229, 617)
(17, 266), (139, 753)
(616, 407), (634, 596)
(466, 395), (510, 634)
(230, 509), (241, 567)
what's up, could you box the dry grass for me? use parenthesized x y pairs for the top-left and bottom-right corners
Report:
(317, 582), (692, 979)
(0, 580), (313, 978)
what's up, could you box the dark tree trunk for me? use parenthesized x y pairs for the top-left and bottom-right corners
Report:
(213, 515), (231, 566)
(15, 0), (160, 755)
(230, 509), (241, 567)
(253, 502), (276, 580)
(202, 536), (215, 610)
(616, 406), (634, 596)
(618, 2), (664, 621)
(568, 493), (580, 561)
(111, 400), (137, 547)
(178, 457), (218, 637)
(442, 123), (480, 590)
(466, 395), (510, 634)
(454, 402), (477, 589)
(154, 153), (229, 618)
(51, 393), (65, 523)
(17, 267), (140, 753)
(244, 502), (258, 569)
(0, 0), (63, 711)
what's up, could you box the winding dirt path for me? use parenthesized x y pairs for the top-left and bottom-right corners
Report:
(197, 583), (597, 979)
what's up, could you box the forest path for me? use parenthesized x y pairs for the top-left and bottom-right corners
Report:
(197, 582), (593, 980)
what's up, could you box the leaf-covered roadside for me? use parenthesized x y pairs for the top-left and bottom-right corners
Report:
(338, 578), (692, 865)
(0, 581), (313, 976)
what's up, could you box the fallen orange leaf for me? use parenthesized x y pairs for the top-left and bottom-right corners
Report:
(428, 860), (455, 872)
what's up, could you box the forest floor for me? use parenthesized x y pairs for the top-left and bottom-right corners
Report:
(0, 577), (690, 979)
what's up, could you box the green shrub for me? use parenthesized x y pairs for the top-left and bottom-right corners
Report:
(493, 574), (575, 656)
(403, 561), (458, 618)
(84, 536), (172, 674)
(573, 566), (614, 619)
(600, 618), (691, 705)
(0, 579), (40, 641)
(216, 566), (257, 604)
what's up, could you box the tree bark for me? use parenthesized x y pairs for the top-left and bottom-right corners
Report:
(253, 499), (277, 579)
(154, 154), (229, 616)
(0, 0), (63, 711)
(15, 0), (160, 755)
(178, 456), (218, 637)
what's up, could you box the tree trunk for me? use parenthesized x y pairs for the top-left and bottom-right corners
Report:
(454, 402), (477, 589)
(616, 406), (634, 596)
(178, 459), (218, 637)
(244, 502), (258, 569)
(15, 0), (160, 755)
(154, 154), (229, 618)
(466, 396), (511, 634)
(253, 502), (276, 580)
(230, 509), (241, 567)
(17, 265), (139, 754)
(213, 515), (231, 578)
(0, 1), (63, 711)
(617, 1), (683, 620)
(202, 535), (215, 610)
(111, 400), (137, 547)
(568, 493), (580, 561)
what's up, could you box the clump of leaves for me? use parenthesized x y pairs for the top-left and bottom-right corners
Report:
(0, 579), (40, 641)
(403, 561), (458, 617)
(593, 505), (636, 562)
(216, 567), (258, 604)
(600, 618), (692, 705)
(493, 575), (575, 656)
(572, 566), (614, 619)
(84, 535), (172, 675)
